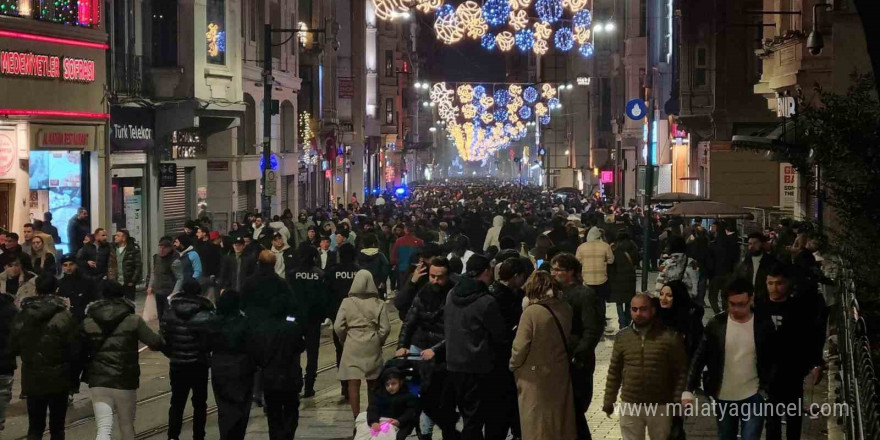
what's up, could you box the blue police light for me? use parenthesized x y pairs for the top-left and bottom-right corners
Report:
(395, 187), (406, 196)
(260, 154), (279, 172)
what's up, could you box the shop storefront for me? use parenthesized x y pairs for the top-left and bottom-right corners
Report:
(0, 21), (107, 246)
(108, 105), (155, 248)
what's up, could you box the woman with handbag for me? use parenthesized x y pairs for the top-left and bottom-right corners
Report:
(510, 270), (577, 440)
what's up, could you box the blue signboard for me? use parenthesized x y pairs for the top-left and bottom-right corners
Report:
(625, 98), (647, 120)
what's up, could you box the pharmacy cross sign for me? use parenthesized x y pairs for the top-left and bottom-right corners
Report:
(625, 98), (647, 121)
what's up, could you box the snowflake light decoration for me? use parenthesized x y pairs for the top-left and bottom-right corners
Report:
(519, 106), (532, 120)
(554, 27), (574, 51)
(431, 82), (454, 105)
(535, 0), (563, 23)
(523, 86), (538, 103)
(481, 34), (497, 50)
(578, 42), (594, 58)
(496, 31), (515, 51)
(482, 0), (510, 27)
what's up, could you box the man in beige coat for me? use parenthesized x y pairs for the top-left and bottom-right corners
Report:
(602, 293), (687, 440)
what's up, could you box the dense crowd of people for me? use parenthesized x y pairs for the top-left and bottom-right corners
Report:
(0, 179), (834, 440)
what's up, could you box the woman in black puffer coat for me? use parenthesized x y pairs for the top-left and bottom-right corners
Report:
(204, 290), (254, 440)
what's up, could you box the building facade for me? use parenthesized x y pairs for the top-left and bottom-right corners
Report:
(0, 1), (107, 252)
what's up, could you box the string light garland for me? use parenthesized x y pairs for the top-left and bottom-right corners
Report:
(372, 0), (591, 54)
(554, 27), (574, 51)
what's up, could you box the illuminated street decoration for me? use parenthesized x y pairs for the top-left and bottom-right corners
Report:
(457, 84), (475, 103)
(578, 42), (594, 58)
(473, 85), (487, 98)
(535, 0), (563, 23)
(480, 95), (495, 109)
(456, 1), (487, 39)
(523, 86), (538, 103)
(481, 33), (497, 50)
(370, 0), (590, 54)
(518, 106), (532, 119)
(480, 112), (495, 124)
(496, 31), (515, 51)
(554, 27), (574, 51)
(482, 0), (510, 27)
(541, 83), (557, 99)
(508, 9), (528, 30)
(574, 26), (591, 44)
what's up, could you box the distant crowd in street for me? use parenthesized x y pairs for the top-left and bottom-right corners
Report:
(0, 179), (836, 440)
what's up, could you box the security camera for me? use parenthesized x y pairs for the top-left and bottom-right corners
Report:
(807, 30), (823, 56)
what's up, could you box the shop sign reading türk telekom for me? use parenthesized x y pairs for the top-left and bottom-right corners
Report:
(0, 50), (96, 83)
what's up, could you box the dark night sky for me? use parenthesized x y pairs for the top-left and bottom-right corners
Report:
(416, 15), (521, 83)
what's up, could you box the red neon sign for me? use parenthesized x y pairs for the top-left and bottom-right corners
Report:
(0, 109), (109, 119)
(0, 51), (95, 83)
(0, 30), (109, 50)
(600, 170), (614, 184)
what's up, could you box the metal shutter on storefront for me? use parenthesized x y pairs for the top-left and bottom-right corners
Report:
(163, 166), (187, 235)
(237, 181), (248, 211)
(280, 175), (289, 211)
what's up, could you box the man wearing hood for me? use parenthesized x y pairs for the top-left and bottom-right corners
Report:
(173, 234), (202, 294)
(288, 244), (327, 398)
(270, 232), (296, 278)
(444, 254), (506, 440)
(57, 254), (98, 322)
(10, 275), (81, 440)
(483, 216), (505, 252)
(575, 226), (615, 306)
(220, 237), (256, 293)
(294, 210), (315, 248)
(160, 280), (216, 440)
(269, 216), (291, 245)
(357, 234), (391, 296)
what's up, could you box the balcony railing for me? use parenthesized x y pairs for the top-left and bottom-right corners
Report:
(111, 53), (147, 97)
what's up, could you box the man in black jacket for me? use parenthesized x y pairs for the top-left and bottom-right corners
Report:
(160, 279), (215, 440)
(707, 221), (741, 313)
(444, 254), (506, 440)
(683, 277), (776, 440)
(288, 244), (326, 397)
(395, 256), (457, 440)
(552, 253), (605, 440)
(324, 243), (359, 400)
(57, 254), (98, 322)
(737, 232), (777, 301)
(754, 263), (826, 440)
(0, 285), (17, 433)
(219, 237), (256, 293)
(485, 257), (527, 440)
(394, 243), (442, 320)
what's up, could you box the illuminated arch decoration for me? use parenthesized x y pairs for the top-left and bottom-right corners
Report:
(370, 0), (591, 54)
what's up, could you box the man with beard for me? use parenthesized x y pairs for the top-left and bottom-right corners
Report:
(395, 257), (458, 440)
(92, 228), (112, 281)
(288, 244), (326, 398)
(324, 243), (360, 400)
(737, 232), (777, 301)
(294, 210), (315, 248)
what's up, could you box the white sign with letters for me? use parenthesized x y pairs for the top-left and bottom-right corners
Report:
(780, 163), (798, 210)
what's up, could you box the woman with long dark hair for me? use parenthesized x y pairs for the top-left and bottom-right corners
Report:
(657, 280), (704, 360)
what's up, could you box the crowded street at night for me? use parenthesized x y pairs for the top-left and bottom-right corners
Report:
(3, 0), (880, 439)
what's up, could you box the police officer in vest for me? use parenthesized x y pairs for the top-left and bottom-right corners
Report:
(324, 242), (361, 400)
(287, 243), (327, 398)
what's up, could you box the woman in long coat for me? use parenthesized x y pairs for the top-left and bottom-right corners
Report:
(608, 231), (639, 329)
(510, 270), (577, 440)
(335, 270), (391, 418)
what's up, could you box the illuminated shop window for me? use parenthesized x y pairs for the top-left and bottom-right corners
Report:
(0, 0), (101, 28)
(206, 0), (226, 65)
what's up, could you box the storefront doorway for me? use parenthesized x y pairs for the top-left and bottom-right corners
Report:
(28, 150), (87, 255)
(111, 172), (146, 247)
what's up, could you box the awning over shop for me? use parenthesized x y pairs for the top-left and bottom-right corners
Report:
(665, 201), (755, 219)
